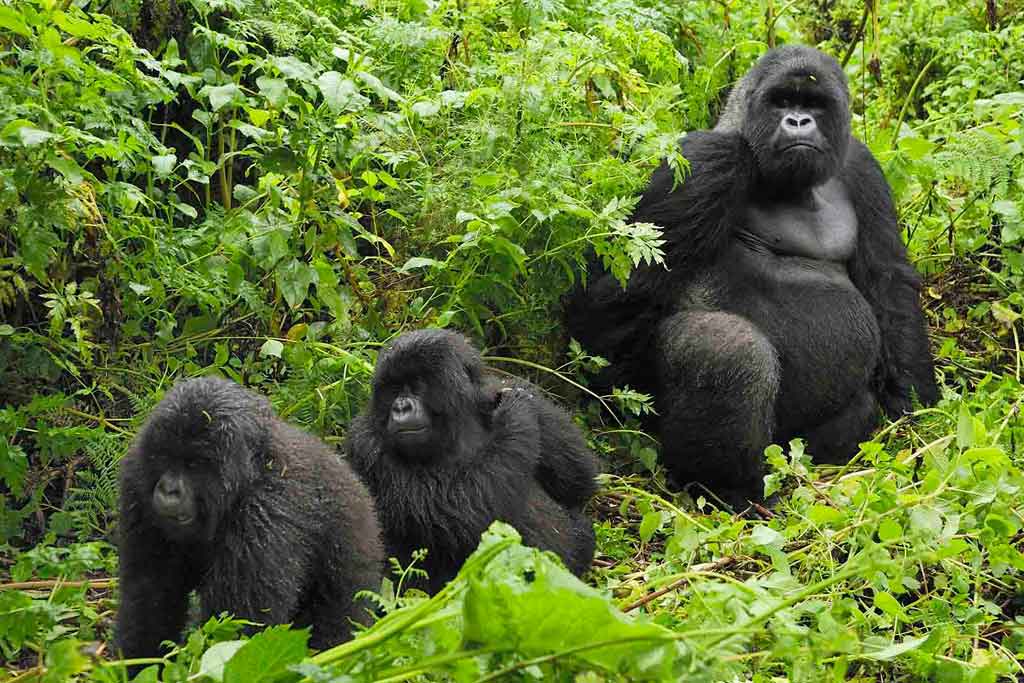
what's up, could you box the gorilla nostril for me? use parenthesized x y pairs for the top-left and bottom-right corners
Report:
(392, 396), (412, 418)
(783, 114), (815, 131)
(157, 478), (181, 498)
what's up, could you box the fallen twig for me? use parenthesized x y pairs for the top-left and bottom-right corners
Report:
(623, 556), (737, 612)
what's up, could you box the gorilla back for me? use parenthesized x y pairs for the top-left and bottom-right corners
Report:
(116, 377), (383, 663)
(567, 46), (937, 506)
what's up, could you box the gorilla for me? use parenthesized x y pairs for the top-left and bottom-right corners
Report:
(346, 329), (599, 594)
(116, 377), (383, 662)
(566, 45), (938, 507)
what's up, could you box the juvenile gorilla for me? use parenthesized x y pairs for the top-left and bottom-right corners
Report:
(346, 329), (599, 594)
(567, 46), (938, 507)
(116, 377), (383, 661)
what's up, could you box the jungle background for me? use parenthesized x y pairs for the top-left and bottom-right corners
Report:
(1, 0), (1024, 680)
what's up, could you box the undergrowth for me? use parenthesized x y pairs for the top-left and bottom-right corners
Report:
(1, 0), (1023, 680)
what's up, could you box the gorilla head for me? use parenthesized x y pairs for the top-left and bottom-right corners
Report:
(721, 45), (851, 192)
(369, 329), (491, 461)
(133, 378), (272, 542)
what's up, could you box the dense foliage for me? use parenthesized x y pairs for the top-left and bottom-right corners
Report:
(1, 0), (1023, 680)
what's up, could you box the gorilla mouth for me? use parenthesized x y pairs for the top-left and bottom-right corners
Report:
(395, 426), (427, 434)
(157, 511), (194, 525)
(782, 142), (822, 152)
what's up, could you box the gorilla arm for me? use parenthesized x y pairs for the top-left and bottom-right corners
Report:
(567, 131), (756, 382)
(488, 382), (598, 509)
(843, 139), (939, 414)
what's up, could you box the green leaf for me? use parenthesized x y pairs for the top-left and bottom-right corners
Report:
(807, 504), (843, 526)
(464, 523), (688, 679)
(256, 77), (291, 108)
(860, 635), (928, 661)
(750, 525), (783, 549)
(275, 259), (318, 309)
(204, 83), (244, 112)
(0, 7), (31, 38)
(358, 70), (404, 102)
(260, 339), (284, 358)
(956, 402), (974, 449)
(273, 55), (317, 82)
(198, 640), (246, 682)
(878, 519), (903, 542)
(638, 511), (662, 542)
(399, 256), (442, 273)
(317, 71), (369, 114)
(2, 120), (54, 147)
(223, 625), (309, 683)
(152, 154), (178, 177)
(873, 591), (906, 621)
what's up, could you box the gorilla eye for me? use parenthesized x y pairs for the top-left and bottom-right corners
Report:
(805, 94), (828, 110)
(770, 92), (794, 109)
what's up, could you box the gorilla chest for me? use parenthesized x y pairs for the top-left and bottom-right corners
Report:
(714, 179), (880, 368)
(740, 179), (858, 263)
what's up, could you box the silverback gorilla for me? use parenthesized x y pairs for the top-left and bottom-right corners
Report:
(566, 46), (938, 507)
(346, 329), (599, 594)
(116, 377), (383, 662)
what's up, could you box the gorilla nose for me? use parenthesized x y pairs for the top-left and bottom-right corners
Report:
(782, 113), (816, 134)
(156, 477), (182, 499)
(391, 396), (414, 419)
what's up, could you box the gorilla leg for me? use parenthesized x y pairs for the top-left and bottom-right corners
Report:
(799, 391), (880, 465)
(656, 311), (779, 506)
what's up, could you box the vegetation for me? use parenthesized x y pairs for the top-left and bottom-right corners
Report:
(1, 0), (1023, 680)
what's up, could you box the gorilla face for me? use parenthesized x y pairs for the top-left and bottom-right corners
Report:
(372, 329), (490, 462)
(741, 46), (851, 193)
(144, 444), (255, 543)
(151, 468), (198, 534)
(384, 381), (436, 456)
(135, 380), (270, 543)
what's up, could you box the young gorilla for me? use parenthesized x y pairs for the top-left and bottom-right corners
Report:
(116, 377), (383, 662)
(566, 46), (938, 507)
(346, 329), (599, 594)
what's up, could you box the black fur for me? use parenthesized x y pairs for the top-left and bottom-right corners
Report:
(566, 45), (938, 507)
(346, 329), (599, 594)
(115, 377), (383, 663)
